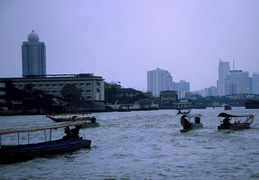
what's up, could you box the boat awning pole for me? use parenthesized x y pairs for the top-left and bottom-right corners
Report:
(44, 130), (47, 141)
(18, 132), (20, 145)
(50, 129), (52, 141)
(0, 135), (2, 149)
(28, 132), (30, 144)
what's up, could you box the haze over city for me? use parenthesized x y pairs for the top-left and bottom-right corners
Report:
(1, 0), (259, 91)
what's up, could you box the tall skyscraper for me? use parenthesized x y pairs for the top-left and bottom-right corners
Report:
(22, 30), (46, 77)
(147, 68), (173, 97)
(218, 60), (230, 81)
(217, 60), (230, 96)
(252, 72), (259, 94)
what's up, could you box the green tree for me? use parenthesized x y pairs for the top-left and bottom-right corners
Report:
(61, 84), (82, 105)
(104, 82), (121, 103)
(22, 97), (37, 108)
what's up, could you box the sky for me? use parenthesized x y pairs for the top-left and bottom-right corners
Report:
(1, 0), (259, 91)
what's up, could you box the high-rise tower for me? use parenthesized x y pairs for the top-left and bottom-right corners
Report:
(218, 60), (230, 81)
(22, 30), (46, 77)
(217, 60), (230, 96)
(147, 68), (173, 97)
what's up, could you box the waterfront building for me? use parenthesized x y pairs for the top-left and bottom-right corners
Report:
(147, 68), (173, 97)
(159, 90), (178, 109)
(0, 73), (104, 102)
(22, 30), (46, 77)
(160, 90), (178, 104)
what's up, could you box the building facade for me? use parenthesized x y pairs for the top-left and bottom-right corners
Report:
(22, 30), (46, 77)
(0, 73), (104, 102)
(172, 80), (190, 99)
(204, 86), (217, 97)
(227, 70), (250, 94)
(147, 68), (173, 97)
(217, 59), (252, 96)
(160, 90), (178, 105)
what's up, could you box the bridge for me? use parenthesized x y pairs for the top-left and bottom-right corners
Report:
(222, 93), (259, 100)
(193, 93), (259, 108)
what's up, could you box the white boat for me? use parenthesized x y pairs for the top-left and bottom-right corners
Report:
(180, 114), (203, 132)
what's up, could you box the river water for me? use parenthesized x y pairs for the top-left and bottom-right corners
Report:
(0, 107), (259, 180)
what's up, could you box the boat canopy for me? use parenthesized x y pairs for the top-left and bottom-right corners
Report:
(183, 114), (202, 118)
(0, 121), (86, 135)
(218, 112), (254, 118)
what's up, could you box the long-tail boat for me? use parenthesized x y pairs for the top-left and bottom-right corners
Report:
(0, 121), (91, 164)
(217, 112), (254, 130)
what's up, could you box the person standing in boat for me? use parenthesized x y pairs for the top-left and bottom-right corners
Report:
(91, 116), (96, 123)
(63, 126), (71, 139)
(71, 126), (80, 138)
(222, 117), (231, 126)
(195, 116), (201, 124)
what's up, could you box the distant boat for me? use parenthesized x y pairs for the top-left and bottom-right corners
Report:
(177, 109), (191, 115)
(81, 117), (100, 128)
(217, 112), (254, 130)
(224, 105), (232, 110)
(0, 121), (91, 164)
(81, 122), (100, 128)
(180, 114), (203, 132)
(245, 100), (259, 109)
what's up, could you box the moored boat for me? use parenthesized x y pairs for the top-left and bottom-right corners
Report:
(217, 112), (254, 130)
(224, 105), (232, 110)
(180, 114), (203, 132)
(0, 121), (91, 164)
(245, 100), (259, 109)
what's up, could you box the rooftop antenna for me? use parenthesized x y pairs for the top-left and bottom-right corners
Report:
(233, 59), (235, 70)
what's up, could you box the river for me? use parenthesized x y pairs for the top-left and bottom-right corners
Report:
(0, 107), (259, 180)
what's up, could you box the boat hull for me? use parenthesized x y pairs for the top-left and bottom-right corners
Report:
(218, 123), (251, 130)
(47, 116), (91, 122)
(0, 137), (91, 164)
(81, 123), (100, 128)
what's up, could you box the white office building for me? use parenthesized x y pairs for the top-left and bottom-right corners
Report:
(147, 68), (173, 97)
(0, 74), (105, 102)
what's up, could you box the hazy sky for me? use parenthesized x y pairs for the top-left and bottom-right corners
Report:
(1, 0), (259, 91)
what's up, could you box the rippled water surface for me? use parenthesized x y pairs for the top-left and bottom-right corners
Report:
(1, 107), (259, 180)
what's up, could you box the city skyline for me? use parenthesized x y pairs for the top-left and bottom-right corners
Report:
(1, 1), (259, 91)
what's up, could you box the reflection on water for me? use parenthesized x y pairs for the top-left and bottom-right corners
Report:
(1, 107), (259, 180)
